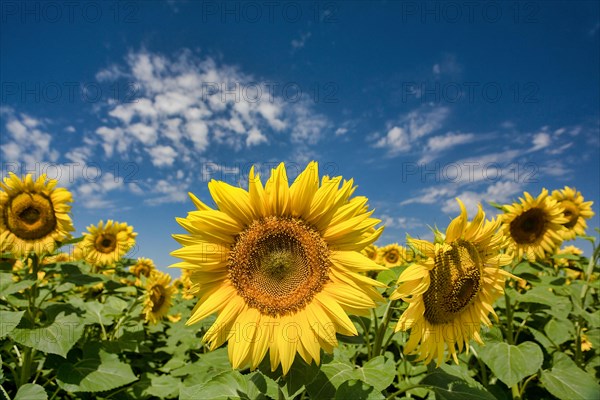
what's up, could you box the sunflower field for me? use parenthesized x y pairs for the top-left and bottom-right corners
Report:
(1, 163), (599, 400)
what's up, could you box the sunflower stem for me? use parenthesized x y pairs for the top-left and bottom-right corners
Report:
(504, 291), (514, 345)
(18, 346), (33, 387)
(372, 300), (395, 357)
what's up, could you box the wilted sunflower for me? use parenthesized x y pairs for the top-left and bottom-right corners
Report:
(501, 189), (567, 261)
(551, 186), (595, 240)
(171, 162), (385, 374)
(0, 173), (74, 258)
(131, 257), (156, 278)
(143, 271), (176, 324)
(79, 220), (137, 267)
(377, 243), (406, 267)
(392, 199), (515, 365)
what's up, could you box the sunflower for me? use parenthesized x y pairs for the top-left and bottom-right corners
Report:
(554, 245), (583, 269)
(0, 173), (74, 258)
(171, 162), (385, 374)
(377, 243), (407, 267)
(392, 199), (515, 365)
(551, 187), (595, 240)
(500, 189), (567, 262)
(79, 220), (137, 268)
(143, 271), (176, 324)
(131, 257), (156, 278)
(361, 243), (379, 262)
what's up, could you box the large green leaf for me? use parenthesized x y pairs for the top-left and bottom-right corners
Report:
(0, 273), (35, 296)
(9, 312), (84, 357)
(540, 353), (600, 400)
(14, 383), (48, 400)
(477, 341), (543, 387)
(334, 380), (384, 400)
(353, 356), (395, 391)
(544, 318), (575, 346)
(144, 374), (180, 399)
(56, 346), (138, 392)
(517, 287), (571, 319)
(0, 310), (24, 338)
(307, 362), (355, 399)
(179, 370), (277, 400)
(420, 366), (496, 400)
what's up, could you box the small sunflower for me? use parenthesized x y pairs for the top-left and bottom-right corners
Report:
(501, 189), (567, 262)
(551, 187), (595, 240)
(361, 243), (379, 262)
(0, 173), (74, 258)
(554, 245), (583, 269)
(131, 257), (156, 278)
(42, 252), (70, 265)
(377, 243), (407, 267)
(143, 271), (176, 324)
(79, 220), (137, 268)
(171, 162), (385, 374)
(392, 199), (516, 365)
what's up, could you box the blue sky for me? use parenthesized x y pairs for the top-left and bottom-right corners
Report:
(2, 1), (599, 272)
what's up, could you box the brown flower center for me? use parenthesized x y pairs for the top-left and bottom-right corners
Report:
(385, 249), (400, 264)
(94, 234), (117, 253)
(423, 240), (482, 325)
(150, 285), (166, 312)
(509, 208), (547, 244)
(228, 216), (330, 317)
(560, 200), (579, 229)
(5, 193), (57, 240)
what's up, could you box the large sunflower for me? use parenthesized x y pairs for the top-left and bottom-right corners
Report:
(171, 162), (385, 374)
(79, 220), (137, 267)
(501, 189), (567, 261)
(143, 271), (176, 324)
(391, 199), (515, 365)
(551, 186), (595, 240)
(0, 173), (74, 258)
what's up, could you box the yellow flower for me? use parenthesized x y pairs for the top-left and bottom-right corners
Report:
(554, 245), (583, 269)
(551, 187), (595, 240)
(143, 271), (176, 325)
(361, 244), (379, 262)
(171, 162), (385, 374)
(130, 257), (156, 278)
(501, 189), (567, 261)
(78, 220), (137, 267)
(581, 331), (593, 352)
(0, 173), (74, 257)
(392, 199), (516, 365)
(377, 243), (407, 267)
(42, 252), (70, 264)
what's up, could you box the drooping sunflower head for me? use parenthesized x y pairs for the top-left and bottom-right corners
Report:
(171, 162), (385, 374)
(143, 270), (176, 325)
(551, 186), (595, 240)
(79, 220), (137, 268)
(377, 243), (407, 267)
(131, 257), (156, 278)
(0, 173), (74, 258)
(391, 199), (515, 365)
(501, 189), (567, 262)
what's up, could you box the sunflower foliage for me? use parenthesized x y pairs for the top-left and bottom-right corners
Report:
(0, 171), (599, 400)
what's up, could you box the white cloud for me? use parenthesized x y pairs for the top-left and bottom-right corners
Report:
(65, 126), (76, 133)
(335, 127), (348, 136)
(148, 145), (178, 167)
(291, 32), (312, 50)
(372, 106), (449, 155)
(425, 132), (474, 153)
(1, 110), (59, 166)
(442, 180), (522, 215)
(93, 50), (329, 172)
(246, 128), (268, 146)
(375, 126), (410, 153)
(531, 132), (551, 151)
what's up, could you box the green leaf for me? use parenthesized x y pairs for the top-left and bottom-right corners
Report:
(354, 356), (395, 391)
(334, 380), (384, 400)
(540, 352), (600, 400)
(477, 341), (543, 387)
(81, 301), (114, 326)
(145, 374), (180, 399)
(517, 287), (572, 319)
(14, 383), (48, 400)
(56, 346), (138, 392)
(174, 348), (232, 386)
(544, 318), (575, 345)
(9, 312), (84, 357)
(59, 264), (102, 285)
(420, 366), (495, 400)
(0, 273), (35, 296)
(180, 370), (276, 400)
(307, 361), (355, 399)
(0, 310), (24, 338)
